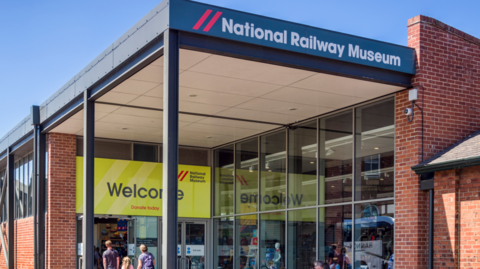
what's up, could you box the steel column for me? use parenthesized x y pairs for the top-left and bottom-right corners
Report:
(7, 149), (14, 269)
(82, 89), (95, 269)
(162, 29), (180, 269)
(428, 189), (434, 269)
(33, 125), (38, 269)
(36, 127), (46, 269)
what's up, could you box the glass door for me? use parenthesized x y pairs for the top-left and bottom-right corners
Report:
(178, 220), (207, 269)
(126, 218), (137, 267)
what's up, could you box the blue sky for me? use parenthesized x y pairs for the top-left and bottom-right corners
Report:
(0, 0), (479, 138)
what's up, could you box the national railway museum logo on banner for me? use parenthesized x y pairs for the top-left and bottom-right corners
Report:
(179, 170), (207, 183)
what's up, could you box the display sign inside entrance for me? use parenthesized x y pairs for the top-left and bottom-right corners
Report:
(76, 157), (211, 218)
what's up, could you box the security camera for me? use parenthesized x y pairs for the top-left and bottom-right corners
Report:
(404, 108), (413, 116)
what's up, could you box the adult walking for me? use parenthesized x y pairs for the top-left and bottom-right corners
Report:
(137, 244), (155, 269)
(103, 240), (120, 269)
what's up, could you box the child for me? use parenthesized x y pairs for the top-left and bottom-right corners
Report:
(121, 257), (134, 269)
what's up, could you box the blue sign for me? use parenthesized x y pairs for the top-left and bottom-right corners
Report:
(170, 0), (416, 74)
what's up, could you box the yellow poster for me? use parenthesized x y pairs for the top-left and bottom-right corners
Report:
(76, 157), (211, 218)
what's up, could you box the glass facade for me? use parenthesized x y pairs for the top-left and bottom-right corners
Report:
(213, 97), (395, 269)
(0, 152), (36, 222)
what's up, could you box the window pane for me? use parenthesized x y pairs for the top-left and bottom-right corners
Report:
(260, 212), (285, 268)
(318, 205), (352, 268)
(215, 145), (234, 216)
(236, 215), (258, 269)
(288, 121), (317, 208)
(260, 131), (286, 211)
(214, 217), (234, 269)
(354, 201), (394, 269)
(15, 162), (19, 219)
(23, 157), (28, 218)
(28, 154), (33, 217)
(136, 217), (158, 263)
(320, 111), (353, 205)
(134, 144), (158, 162)
(355, 98), (394, 201)
(236, 139), (258, 214)
(287, 208), (316, 269)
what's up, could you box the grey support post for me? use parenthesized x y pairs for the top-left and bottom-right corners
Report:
(162, 29), (180, 269)
(82, 89), (95, 269)
(37, 125), (46, 269)
(7, 148), (14, 269)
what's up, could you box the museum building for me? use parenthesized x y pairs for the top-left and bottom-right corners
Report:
(0, 1), (479, 269)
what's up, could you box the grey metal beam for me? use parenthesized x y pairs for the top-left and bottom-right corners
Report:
(82, 89), (95, 269)
(7, 149), (14, 269)
(162, 29), (179, 269)
(36, 127), (46, 269)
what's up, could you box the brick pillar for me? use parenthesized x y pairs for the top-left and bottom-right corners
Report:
(46, 133), (77, 269)
(395, 90), (428, 269)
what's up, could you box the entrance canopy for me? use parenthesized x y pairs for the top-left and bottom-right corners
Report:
(50, 48), (406, 148)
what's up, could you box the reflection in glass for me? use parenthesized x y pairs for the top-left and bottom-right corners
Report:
(214, 218), (234, 269)
(319, 111), (353, 205)
(318, 205), (352, 269)
(215, 145), (234, 216)
(355, 98), (395, 201)
(354, 201), (394, 269)
(236, 139), (259, 214)
(288, 121), (317, 208)
(260, 212), (285, 268)
(28, 155), (33, 216)
(136, 217), (158, 264)
(186, 223), (206, 268)
(260, 131), (286, 211)
(236, 215), (258, 269)
(287, 208), (316, 269)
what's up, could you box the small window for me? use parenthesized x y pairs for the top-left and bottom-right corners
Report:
(134, 144), (158, 162)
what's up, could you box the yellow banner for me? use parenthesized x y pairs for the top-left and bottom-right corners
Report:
(76, 157), (211, 218)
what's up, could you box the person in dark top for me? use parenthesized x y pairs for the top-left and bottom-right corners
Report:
(103, 240), (120, 269)
(328, 244), (339, 266)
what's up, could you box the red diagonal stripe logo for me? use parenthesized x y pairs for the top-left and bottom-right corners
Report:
(180, 171), (189, 181)
(203, 11), (223, 32)
(193, 10), (212, 30)
(236, 175), (244, 185)
(240, 175), (248, 186)
(178, 171), (184, 179)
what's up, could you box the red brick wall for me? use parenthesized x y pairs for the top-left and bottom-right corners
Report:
(395, 15), (480, 269)
(0, 218), (34, 269)
(46, 133), (77, 269)
(434, 167), (480, 269)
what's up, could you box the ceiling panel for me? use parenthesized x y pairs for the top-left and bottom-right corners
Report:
(188, 54), (316, 86)
(179, 71), (282, 97)
(130, 64), (163, 84)
(98, 92), (139, 104)
(179, 87), (254, 107)
(235, 98), (332, 117)
(112, 79), (159, 95)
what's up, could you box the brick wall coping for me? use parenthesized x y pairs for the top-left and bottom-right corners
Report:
(408, 15), (480, 47)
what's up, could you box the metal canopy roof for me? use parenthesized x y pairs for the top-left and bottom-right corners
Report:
(0, 0), (415, 158)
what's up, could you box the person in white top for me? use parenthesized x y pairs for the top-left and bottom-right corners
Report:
(121, 257), (134, 269)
